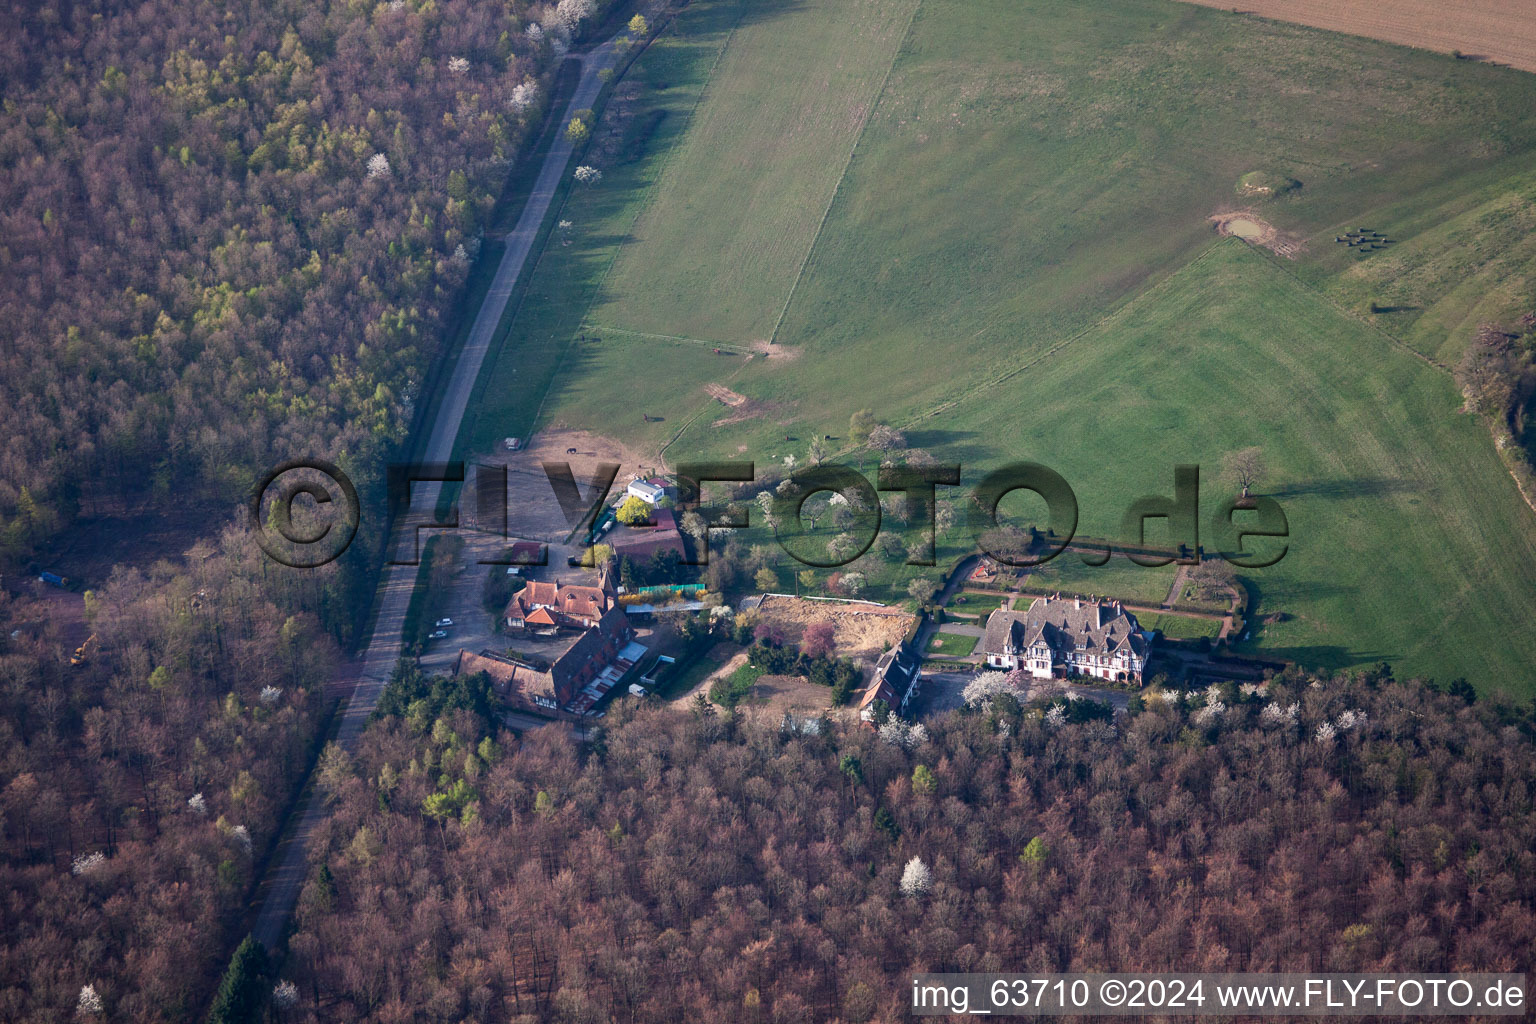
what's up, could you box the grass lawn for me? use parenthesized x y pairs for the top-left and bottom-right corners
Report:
(656, 643), (734, 700)
(1143, 612), (1221, 641)
(927, 631), (979, 657)
(947, 591), (1008, 617)
(459, 0), (1536, 693)
(1025, 553), (1178, 609)
(710, 660), (765, 707)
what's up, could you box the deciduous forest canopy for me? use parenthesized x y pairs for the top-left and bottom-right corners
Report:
(287, 670), (1536, 1021)
(0, 0), (557, 564)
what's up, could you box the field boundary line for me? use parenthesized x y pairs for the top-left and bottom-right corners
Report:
(765, 0), (923, 347)
(1256, 246), (1453, 376)
(528, 2), (751, 434)
(577, 3), (748, 322)
(581, 323), (746, 350)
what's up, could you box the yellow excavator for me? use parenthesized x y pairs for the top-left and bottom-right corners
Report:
(71, 633), (98, 667)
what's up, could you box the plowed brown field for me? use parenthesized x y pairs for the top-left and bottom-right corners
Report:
(1177, 0), (1536, 73)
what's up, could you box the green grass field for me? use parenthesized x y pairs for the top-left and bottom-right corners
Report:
(927, 631), (979, 657)
(1142, 612), (1221, 641)
(1025, 553), (1179, 609)
(589, 0), (918, 343)
(460, 0), (1536, 692)
(947, 591), (1009, 617)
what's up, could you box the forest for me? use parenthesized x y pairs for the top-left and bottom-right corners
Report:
(0, 0), (616, 1017)
(0, 526), (337, 1019)
(0, 0), (569, 574)
(282, 665), (1536, 1022)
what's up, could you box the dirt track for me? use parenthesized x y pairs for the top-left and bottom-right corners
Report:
(1177, 0), (1536, 73)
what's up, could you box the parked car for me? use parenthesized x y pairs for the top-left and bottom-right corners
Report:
(428, 629), (448, 640)
(436, 618), (453, 627)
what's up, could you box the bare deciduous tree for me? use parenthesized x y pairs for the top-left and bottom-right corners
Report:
(1222, 447), (1266, 501)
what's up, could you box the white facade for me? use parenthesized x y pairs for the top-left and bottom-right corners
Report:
(983, 597), (1149, 684)
(626, 480), (665, 504)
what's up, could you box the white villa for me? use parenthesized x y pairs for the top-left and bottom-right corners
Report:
(981, 596), (1151, 684)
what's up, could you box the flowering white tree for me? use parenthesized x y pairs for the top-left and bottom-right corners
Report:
(259, 685), (282, 707)
(447, 56), (469, 74)
(755, 491), (776, 529)
(230, 824), (253, 856)
(366, 153), (391, 179)
(1261, 700), (1299, 725)
(77, 984), (103, 1016)
(510, 81), (538, 112)
(187, 792), (207, 815)
(962, 671), (1024, 711)
(1193, 700), (1225, 725)
(839, 571), (866, 597)
(1043, 703), (1067, 727)
(900, 856), (932, 897)
(524, 22), (544, 42)
(1337, 708), (1368, 731)
(272, 980), (299, 1010)
(555, 0), (596, 32)
(878, 718), (928, 749)
(574, 165), (602, 184)
(1314, 721), (1337, 744)
(72, 851), (105, 876)
(452, 243), (470, 265)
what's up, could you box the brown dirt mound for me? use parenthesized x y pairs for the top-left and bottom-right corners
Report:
(1209, 211), (1303, 258)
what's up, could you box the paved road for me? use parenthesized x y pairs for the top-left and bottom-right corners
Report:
(249, 38), (623, 950)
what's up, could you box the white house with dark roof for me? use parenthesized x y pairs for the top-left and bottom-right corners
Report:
(982, 596), (1150, 684)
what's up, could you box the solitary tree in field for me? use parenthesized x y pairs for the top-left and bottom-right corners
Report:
(849, 409), (877, 446)
(868, 424), (906, 453)
(755, 490), (777, 529)
(797, 568), (817, 595)
(565, 117), (589, 145)
(1222, 446), (1266, 502)
(628, 13), (648, 35)
(808, 436), (831, 465)
(754, 566), (779, 592)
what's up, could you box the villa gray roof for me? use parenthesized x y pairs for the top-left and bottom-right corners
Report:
(983, 596), (1147, 660)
